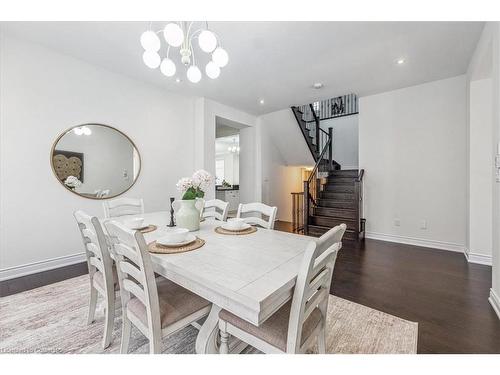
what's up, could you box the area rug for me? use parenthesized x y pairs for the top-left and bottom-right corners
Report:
(0, 275), (417, 354)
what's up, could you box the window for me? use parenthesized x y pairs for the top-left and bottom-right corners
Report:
(216, 159), (225, 184)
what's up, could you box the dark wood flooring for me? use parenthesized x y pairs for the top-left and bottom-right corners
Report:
(2, 220), (500, 353)
(276, 220), (500, 353)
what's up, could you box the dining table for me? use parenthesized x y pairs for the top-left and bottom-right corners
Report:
(104, 211), (316, 354)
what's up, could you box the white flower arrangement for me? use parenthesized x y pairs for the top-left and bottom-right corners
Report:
(176, 169), (213, 200)
(64, 175), (82, 189)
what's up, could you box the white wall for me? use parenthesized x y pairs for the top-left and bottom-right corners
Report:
(0, 35), (198, 277)
(467, 22), (500, 319)
(468, 78), (493, 264)
(258, 109), (314, 222)
(359, 75), (467, 251)
(321, 114), (359, 169)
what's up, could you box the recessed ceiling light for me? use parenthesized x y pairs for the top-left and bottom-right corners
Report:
(396, 58), (405, 65)
(259, 99), (265, 104)
(312, 82), (324, 89)
(175, 77), (181, 83)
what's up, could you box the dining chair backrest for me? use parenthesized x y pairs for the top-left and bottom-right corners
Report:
(172, 199), (205, 219)
(203, 199), (229, 221)
(286, 224), (346, 353)
(105, 220), (161, 340)
(236, 202), (278, 229)
(103, 197), (144, 218)
(73, 210), (114, 292)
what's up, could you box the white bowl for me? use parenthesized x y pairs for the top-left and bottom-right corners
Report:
(123, 217), (144, 230)
(159, 228), (189, 244)
(224, 218), (247, 230)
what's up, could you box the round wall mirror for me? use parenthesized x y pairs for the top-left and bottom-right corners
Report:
(51, 124), (141, 199)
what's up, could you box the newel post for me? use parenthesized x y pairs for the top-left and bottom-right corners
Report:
(303, 181), (309, 235)
(328, 127), (333, 171)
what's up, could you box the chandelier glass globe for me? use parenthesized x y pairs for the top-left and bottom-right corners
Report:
(198, 30), (217, 53)
(143, 50), (161, 69)
(160, 58), (176, 77)
(140, 22), (228, 82)
(212, 47), (229, 67)
(163, 23), (184, 47)
(140, 30), (161, 52)
(187, 65), (202, 83)
(205, 61), (220, 79)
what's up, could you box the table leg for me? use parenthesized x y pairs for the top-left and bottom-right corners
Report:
(195, 304), (249, 354)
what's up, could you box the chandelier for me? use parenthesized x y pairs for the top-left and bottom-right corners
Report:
(140, 21), (229, 83)
(228, 138), (240, 154)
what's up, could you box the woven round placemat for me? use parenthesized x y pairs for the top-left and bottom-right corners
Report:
(148, 237), (205, 254)
(214, 226), (257, 235)
(139, 225), (157, 234)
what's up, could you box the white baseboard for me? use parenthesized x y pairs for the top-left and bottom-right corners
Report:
(489, 289), (500, 320)
(464, 248), (492, 266)
(365, 231), (465, 253)
(0, 252), (86, 281)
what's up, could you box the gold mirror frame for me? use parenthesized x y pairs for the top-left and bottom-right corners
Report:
(50, 123), (141, 200)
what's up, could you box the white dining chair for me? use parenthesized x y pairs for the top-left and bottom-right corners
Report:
(105, 220), (211, 354)
(202, 199), (229, 221)
(236, 202), (278, 229)
(172, 198), (205, 219)
(218, 224), (346, 354)
(73, 210), (119, 349)
(103, 197), (144, 218)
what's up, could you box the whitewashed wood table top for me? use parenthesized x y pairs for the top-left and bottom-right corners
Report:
(105, 211), (315, 326)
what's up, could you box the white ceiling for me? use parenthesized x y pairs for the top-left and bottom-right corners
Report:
(0, 21), (484, 115)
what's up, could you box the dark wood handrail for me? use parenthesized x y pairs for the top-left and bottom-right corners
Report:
(309, 103), (320, 124)
(307, 137), (332, 184)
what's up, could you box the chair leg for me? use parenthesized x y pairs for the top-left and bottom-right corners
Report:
(120, 316), (132, 354)
(87, 285), (98, 325)
(318, 323), (326, 354)
(149, 336), (162, 354)
(102, 293), (115, 349)
(219, 322), (229, 354)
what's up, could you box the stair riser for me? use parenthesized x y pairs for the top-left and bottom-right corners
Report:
(320, 192), (355, 200)
(307, 227), (359, 241)
(329, 171), (359, 178)
(310, 216), (357, 229)
(323, 185), (355, 193)
(318, 199), (357, 209)
(314, 207), (357, 219)
(326, 179), (356, 186)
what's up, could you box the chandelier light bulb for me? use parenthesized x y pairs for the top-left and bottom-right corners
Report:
(160, 58), (176, 77)
(205, 61), (220, 79)
(143, 50), (161, 69)
(198, 30), (217, 53)
(212, 47), (229, 67)
(82, 126), (92, 136)
(140, 30), (161, 52)
(74, 127), (84, 135)
(163, 23), (184, 47)
(187, 65), (202, 83)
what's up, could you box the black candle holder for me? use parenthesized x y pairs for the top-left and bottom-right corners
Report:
(167, 197), (175, 227)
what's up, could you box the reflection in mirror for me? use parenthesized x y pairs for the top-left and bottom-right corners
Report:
(51, 124), (141, 199)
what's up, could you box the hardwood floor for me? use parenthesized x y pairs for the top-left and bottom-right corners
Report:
(276, 220), (500, 353)
(2, 220), (500, 353)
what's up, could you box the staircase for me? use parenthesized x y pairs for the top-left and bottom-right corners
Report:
(307, 169), (365, 241)
(290, 99), (365, 241)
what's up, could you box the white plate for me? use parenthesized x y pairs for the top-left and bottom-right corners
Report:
(157, 233), (197, 247)
(220, 222), (251, 231)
